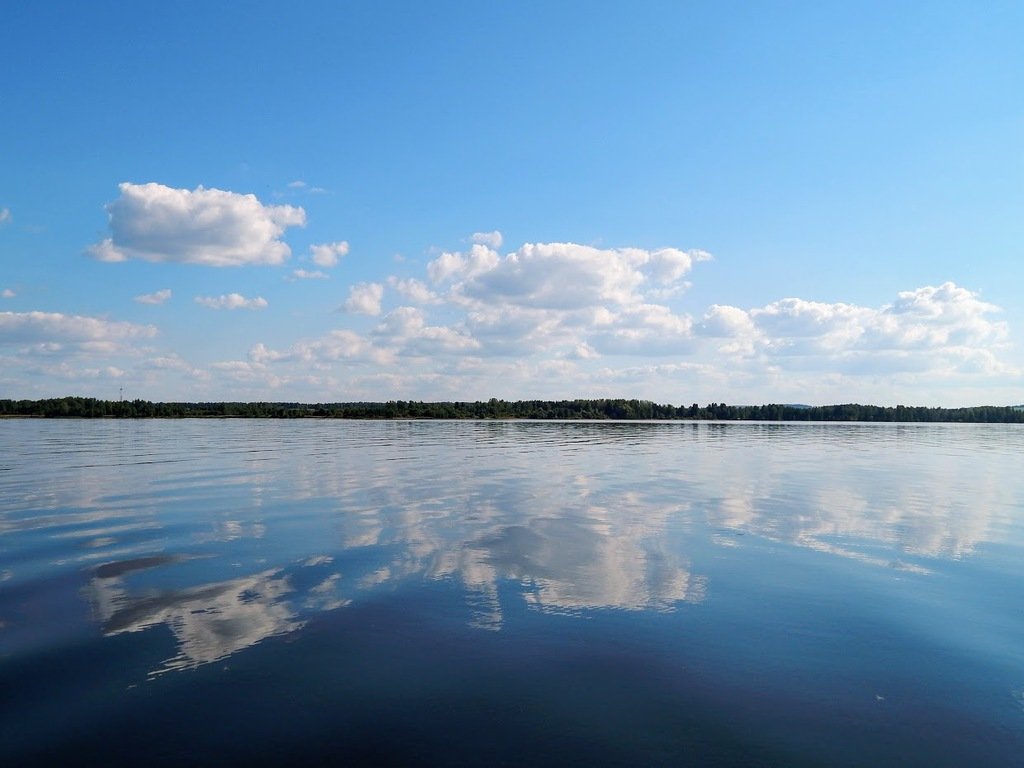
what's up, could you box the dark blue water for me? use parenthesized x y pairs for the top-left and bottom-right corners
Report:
(1, 420), (1022, 765)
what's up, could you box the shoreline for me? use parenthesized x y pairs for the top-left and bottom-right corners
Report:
(3, 397), (1023, 423)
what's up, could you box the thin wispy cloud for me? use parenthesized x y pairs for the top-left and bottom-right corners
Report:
(195, 293), (268, 310)
(135, 289), (172, 305)
(292, 269), (329, 280)
(0, 313), (157, 348)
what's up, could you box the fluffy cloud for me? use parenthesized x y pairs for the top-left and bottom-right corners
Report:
(242, 306), (479, 388)
(637, 247), (712, 284)
(422, 241), (704, 358)
(90, 183), (306, 266)
(692, 282), (1011, 380)
(468, 244), (642, 308)
(754, 283), (1006, 358)
(387, 277), (440, 305)
(372, 306), (480, 355)
(750, 299), (871, 353)
(698, 304), (758, 338)
(877, 282), (1006, 347)
(461, 305), (571, 356)
(39, 217), (1012, 404)
(342, 282), (384, 315)
(0, 311), (157, 346)
(310, 241), (349, 268)
(195, 293), (268, 310)
(1, 288), (15, 299)
(248, 330), (391, 367)
(471, 230), (503, 249)
(135, 289), (172, 305)
(174, 281), (1015, 404)
(427, 244), (500, 284)
(568, 342), (600, 360)
(430, 242), (709, 310)
(588, 303), (694, 355)
(0, 207), (10, 225)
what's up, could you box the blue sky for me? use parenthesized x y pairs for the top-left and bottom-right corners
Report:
(2, 1), (1022, 406)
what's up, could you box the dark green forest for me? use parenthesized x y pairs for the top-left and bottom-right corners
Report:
(2, 397), (1023, 422)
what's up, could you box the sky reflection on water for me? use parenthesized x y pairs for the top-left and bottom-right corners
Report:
(2, 420), (1023, 764)
(2, 420), (1022, 664)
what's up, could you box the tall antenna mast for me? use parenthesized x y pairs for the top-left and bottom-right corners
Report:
(119, 386), (124, 403)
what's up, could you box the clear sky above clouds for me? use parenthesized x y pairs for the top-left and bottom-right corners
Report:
(2, 1), (1022, 406)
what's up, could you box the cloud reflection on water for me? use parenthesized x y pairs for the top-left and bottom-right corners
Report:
(3, 420), (1022, 676)
(439, 512), (706, 630)
(86, 560), (339, 676)
(703, 428), (1013, 567)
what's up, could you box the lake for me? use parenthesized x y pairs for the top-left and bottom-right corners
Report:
(1, 419), (1023, 765)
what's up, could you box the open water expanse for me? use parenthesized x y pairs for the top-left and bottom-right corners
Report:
(1, 419), (1023, 766)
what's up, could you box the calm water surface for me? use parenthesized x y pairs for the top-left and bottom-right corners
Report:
(1, 419), (1023, 765)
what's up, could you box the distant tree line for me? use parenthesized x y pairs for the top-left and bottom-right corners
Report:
(1, 396), (1023, 422)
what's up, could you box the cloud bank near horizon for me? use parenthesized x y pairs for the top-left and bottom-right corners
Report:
(6, 209), (1019, 404)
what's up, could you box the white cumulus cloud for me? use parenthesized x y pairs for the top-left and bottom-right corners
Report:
(387, 277), (440, 304)
(427, 243), (500, 284)
(90, 182), (306, 266)
(750, 298), (871, 353)
(471, 230), (503, 249)
(0, 207), (11, 225)
(248, 330), (391, 367)
(310, 241), (349, 268)
(430, 242), (708, 310)
(372, 306), (480, 355)
(589, 303), (695, 355)
(1, 288), (15, 299)
(421, 240), (705, 358)
(693, 282), (1014, 380)
(343, 282), (384, 315)
(698, 304), (758, 338)
(879, 282), (1005, 347)
(135, 289), (172, 305)
(61, 217), (1011, 406)
(195, 293), (268, 310)
(747, 283), (1007, 358)
(644, 247), (713, 283)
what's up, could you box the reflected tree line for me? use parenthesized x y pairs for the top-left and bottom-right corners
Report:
(2, 396), (1024, 422)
